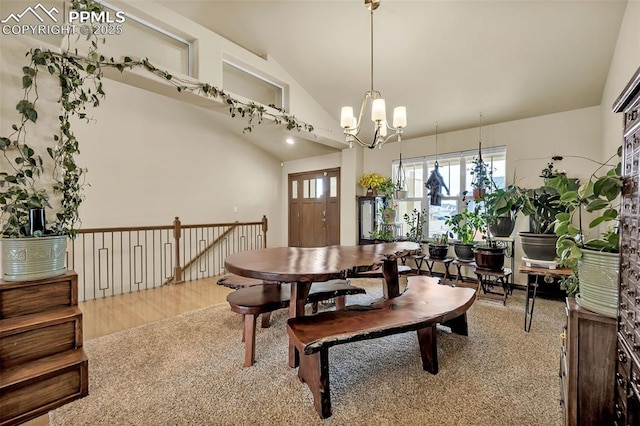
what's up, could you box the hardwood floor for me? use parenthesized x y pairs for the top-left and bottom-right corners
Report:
(22, 276), (233, 425)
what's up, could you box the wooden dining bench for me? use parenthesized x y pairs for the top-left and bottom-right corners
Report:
(226, 279), (366, 367)
(287, 276), (476, 418)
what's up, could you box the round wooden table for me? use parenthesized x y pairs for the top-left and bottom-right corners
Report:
(225, 242), (420, 367)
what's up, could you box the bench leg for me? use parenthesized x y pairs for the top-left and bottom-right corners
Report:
(334, 295), (346, 310)
(261, 312), (272, 328)
(442, 313), (468, 336)
(289, 281), (312, 368)
(298, 348), (332, 419)
(416, 325), (439, 374)
(243, 314), (257, 367)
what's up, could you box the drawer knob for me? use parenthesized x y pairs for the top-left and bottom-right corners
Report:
(619, 349), (628, 363)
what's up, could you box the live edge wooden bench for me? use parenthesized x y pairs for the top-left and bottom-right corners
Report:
(286, 275), (476, 418)
(225, 278), (366, 367)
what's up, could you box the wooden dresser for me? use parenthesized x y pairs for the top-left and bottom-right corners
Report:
(0, 271), (88, 426)
(612, 66), (640, 425)
(560, 298), (617, 425)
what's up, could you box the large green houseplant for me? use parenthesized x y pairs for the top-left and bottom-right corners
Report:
(483, 181), (525, 237)
(553, 147), (622, 317)
(518, 162), (578, 262)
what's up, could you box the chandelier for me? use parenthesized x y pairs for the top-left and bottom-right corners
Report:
(340, 0), (406, 150)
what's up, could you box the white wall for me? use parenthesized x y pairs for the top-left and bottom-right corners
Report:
(1, 35), (285, 252)
(601, 0), (640, 158)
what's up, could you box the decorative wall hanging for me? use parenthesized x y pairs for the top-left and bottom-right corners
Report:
(425, 123), (450, 206)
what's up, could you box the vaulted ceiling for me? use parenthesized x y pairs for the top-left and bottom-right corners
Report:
(158, 0), (628, 159)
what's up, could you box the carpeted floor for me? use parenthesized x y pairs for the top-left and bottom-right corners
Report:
(50, 278), (565, 425)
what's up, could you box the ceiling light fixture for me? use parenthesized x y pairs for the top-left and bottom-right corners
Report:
(340, 0), (406, 150)
(286, 138), (295, 145)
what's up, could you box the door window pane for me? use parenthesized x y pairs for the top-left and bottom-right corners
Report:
(316, 179), (323, 198)
(329, 177), (338, 198)
(292, 181), (298, 199)
(309, 179), (316, 198)
(303, 179), (309, 198)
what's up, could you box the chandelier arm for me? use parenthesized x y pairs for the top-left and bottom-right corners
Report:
(349, 90), (383, 134)
(349, 134), (373, 149)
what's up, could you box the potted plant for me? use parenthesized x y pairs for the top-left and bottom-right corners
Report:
(484, 180), (525, 237)
(403, 208), (426, 243)
(445, 205), (486, 261)
(427, 233), (449, 259)
(358, 172), (386, 195)
(0, 45), (101, 280)
(474, 239), (506, 271)
(553, 147), (623, 317)
(470, 156), (493, 201)
(518, 162), (579, 262)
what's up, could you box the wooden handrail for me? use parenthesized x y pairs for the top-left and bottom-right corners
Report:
(175, 224), (239, 284)
(67, 216), (267, 301)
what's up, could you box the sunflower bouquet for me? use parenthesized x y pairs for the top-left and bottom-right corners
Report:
(357, 172), (386, 190)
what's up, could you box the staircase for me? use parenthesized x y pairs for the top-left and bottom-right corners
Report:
(0, 272), (88, 426)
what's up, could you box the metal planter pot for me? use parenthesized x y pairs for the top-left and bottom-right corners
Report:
(489, 216), (516, 238)
(1, 235), (67, 282)
(428, 243), (449, 259)
(474, 246), (506, 271)
(518, 232), (558, 261)
(576, 250), (619, 318)
(453, 243), (475, 261)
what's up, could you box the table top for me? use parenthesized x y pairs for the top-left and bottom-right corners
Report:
(225, 242), (420, 283)
(518, 263), (572, 276)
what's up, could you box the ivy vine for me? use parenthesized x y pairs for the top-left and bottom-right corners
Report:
(0, 0), (315, 238)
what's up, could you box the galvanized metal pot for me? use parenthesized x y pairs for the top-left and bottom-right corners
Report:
(576, 249), (619, 318)
(1, 235), (67, 282)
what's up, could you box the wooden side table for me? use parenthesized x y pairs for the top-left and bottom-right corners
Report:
(518, 263), (572, 332)
(452, 259), (476, 284)
(424, 257), (453, 283)
(475, 267), (513, 305)
(400, 253), (426, 275)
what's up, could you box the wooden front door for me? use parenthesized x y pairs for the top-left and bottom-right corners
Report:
(288, 168), (340, 247)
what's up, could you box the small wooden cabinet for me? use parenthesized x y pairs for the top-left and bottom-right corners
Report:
(0, 271), (88, 426)
(560, 298), (616, 426)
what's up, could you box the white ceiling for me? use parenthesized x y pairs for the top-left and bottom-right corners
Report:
(163, 1), (627, 159)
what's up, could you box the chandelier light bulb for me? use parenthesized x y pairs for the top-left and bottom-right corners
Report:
(371, 98), (386, 122)
(393, 106), (407, 128)
(341, 106), (354, 128)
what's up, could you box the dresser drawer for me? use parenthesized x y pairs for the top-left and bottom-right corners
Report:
(625, 107), (640, 134)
